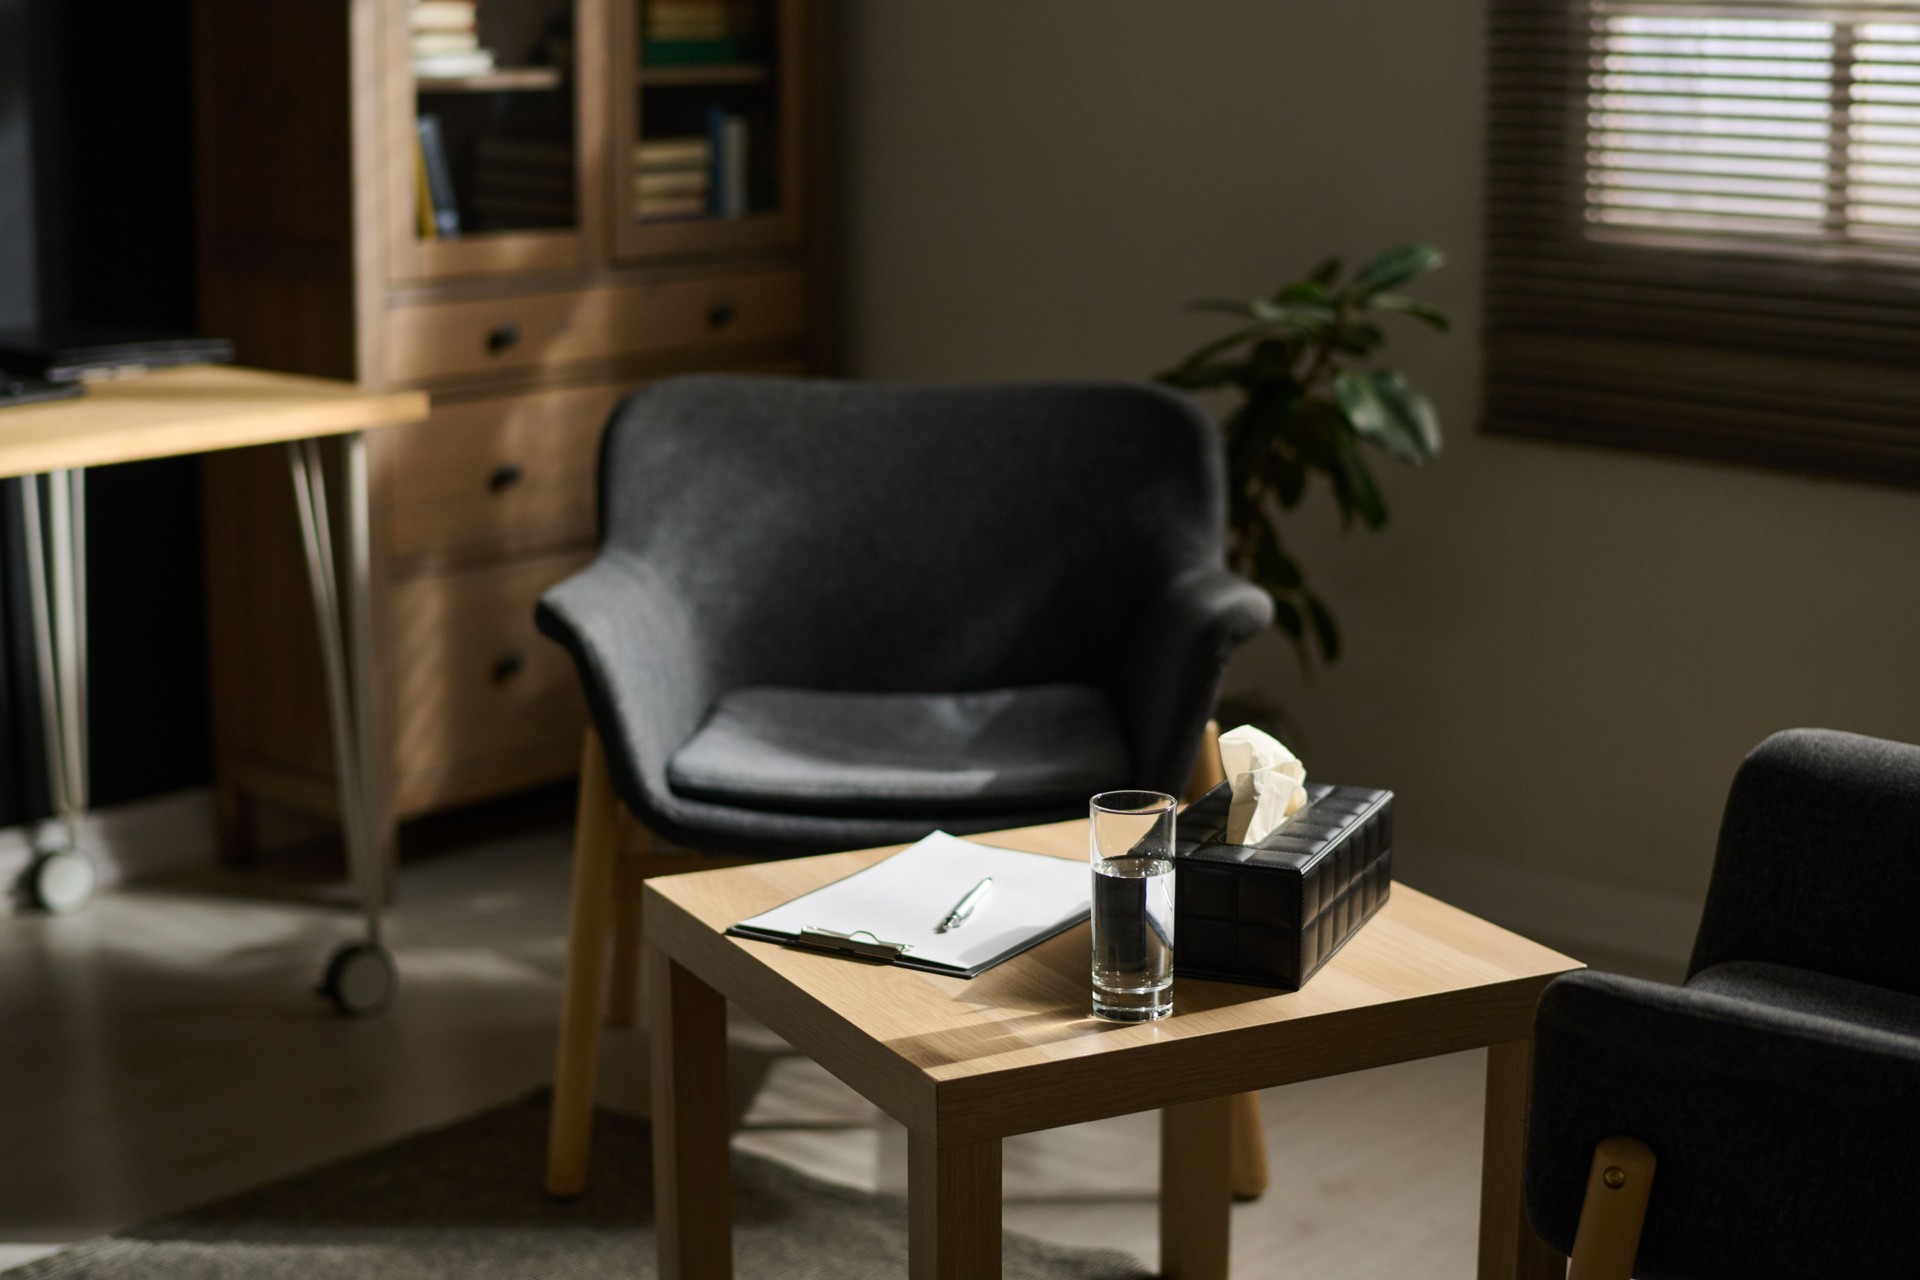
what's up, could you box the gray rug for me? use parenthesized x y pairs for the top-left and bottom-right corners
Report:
(6, 1092), (1150, 1278)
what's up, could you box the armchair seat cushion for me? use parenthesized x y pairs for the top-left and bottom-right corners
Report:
(666, 683), (1132, 817)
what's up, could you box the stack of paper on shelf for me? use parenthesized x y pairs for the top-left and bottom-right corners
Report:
(411, 0), (497, 78)
(634, 135), (713, 220)
(643, 0), (762, 65)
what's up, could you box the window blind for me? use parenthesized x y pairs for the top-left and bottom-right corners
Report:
(1486, 0), (1920, 484)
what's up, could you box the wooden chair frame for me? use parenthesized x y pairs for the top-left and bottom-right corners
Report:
(543, 720), (1271, 1201)
(1566, 1135), (1656, 1280)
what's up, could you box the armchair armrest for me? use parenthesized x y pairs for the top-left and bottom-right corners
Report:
(1526, 969), (1920, 1275)
(1113, 567), (1272, 793)
(534, 552), (722, 821)
(1690, 728), (1920, 994)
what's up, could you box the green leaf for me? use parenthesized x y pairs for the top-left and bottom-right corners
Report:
(1270, 595), (1304, 643)
(1334, 369), (1440, 465)
(1248, 299), (1336, 333)
(1304, 593), (1341, 663)
(1307, 256), (1342, 287)
(1347, 243), (1445, 301)
(1330, 428), (1389, 529)
(1367, 371), (1442, 459)
(1251, 519), (1304, 591)
(1369, 292), (1451, 331)
(1275, 280), (1329, 305)
(1330, 321), (1384, 356)
(1270, 449), (1307, 509)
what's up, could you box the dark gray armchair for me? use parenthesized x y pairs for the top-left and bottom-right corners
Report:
(538, 374), (1271, 1194)
(1525, 728), (1920, 1279)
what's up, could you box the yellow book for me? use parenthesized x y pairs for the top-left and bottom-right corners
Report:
(413, 130), (438, 241)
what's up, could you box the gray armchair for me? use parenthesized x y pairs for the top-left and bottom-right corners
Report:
(539, 374), (1271, 1194)
(1525, 728), (1920, 1279)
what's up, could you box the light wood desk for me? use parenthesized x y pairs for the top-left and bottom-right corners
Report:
(644, 822), (1582, 1280)
(0, 366), (428, 1012)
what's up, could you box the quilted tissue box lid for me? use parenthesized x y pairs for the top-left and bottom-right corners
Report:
(1170, 780), (1394, 990)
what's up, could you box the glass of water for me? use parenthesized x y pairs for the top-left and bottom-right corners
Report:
(1089, 790), (1177, 1022)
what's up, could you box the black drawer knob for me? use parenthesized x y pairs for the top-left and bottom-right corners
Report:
(488, 463), (524, 493)
(486, 323), (520, 354)
(706, 301), (737, 329)
(491, 652), (525, 684)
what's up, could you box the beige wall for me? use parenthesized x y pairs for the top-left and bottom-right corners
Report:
(835, 2), (1920, 942)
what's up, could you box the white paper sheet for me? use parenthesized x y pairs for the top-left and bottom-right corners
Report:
(731, 831), (1091, 975)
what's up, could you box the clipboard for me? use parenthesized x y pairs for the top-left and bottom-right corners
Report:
(726, 831), (1092, 978)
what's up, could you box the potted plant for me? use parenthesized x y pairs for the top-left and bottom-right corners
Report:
(1159, 243), (1449, 667)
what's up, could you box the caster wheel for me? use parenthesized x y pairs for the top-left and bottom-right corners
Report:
(317, 942), (398, 1017)
(25, 849), (96, 915)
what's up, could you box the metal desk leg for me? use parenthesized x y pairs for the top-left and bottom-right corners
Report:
(16, 470), (96, 914)
(287, 434), (396, 1016)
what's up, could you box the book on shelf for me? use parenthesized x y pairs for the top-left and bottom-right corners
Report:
(636, 194), (708, 220)
(635, 169), (709, 198)
(471, 135), (575, 230)
(642, 37), (748, 66)
(411, 0), (477, 33)
(415, 114), (461, 238)
(413, 129), (439, 240)
(709, 105), (749, 218)
(636, 136), (713, 170)
(410, 0), (496, 78)
(412, 30), (480, 55)
(646, 0), (761, 40)
(414, 49), (498, 78)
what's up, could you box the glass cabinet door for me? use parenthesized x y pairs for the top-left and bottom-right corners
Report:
(393, 0), (594, 280)
(611, 0), (807, 259)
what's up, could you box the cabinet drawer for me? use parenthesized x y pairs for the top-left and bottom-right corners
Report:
(386, 384), (629, 566)
(385, 268), (806, 384)
(390, 551), (592, 783)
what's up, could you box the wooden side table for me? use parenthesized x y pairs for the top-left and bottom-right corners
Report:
(642, 819), (1582, 1279)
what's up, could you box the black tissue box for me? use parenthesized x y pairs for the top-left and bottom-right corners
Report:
(1172, 780), (1394, 990)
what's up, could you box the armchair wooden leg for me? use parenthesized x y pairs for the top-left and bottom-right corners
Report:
(1228, 1090), (1269, 1201)
(545, 726), (626, 1197)
(1567, 1137), (1655, 1280)
(1183, 719), (1225, 805)
(606, 825), (652, 1027)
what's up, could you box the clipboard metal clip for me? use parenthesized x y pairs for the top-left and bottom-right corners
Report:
(794, 928), (907, 963)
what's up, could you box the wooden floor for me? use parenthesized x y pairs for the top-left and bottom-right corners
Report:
(0, 800), (1648, 1275)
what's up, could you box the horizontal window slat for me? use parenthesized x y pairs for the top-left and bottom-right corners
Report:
(1587, 108), (1832, 134)
(1591, 167), (1830, 193)
(1594, 135), (1831, 158)
(1591, 147), (1829, 173)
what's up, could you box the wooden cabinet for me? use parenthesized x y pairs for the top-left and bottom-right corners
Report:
(193, 0), (829, 870)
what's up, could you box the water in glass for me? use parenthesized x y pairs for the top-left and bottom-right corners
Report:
(1090, 853), (1175, 1021)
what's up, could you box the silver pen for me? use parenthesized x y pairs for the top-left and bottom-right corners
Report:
(936, 877), (993, 932)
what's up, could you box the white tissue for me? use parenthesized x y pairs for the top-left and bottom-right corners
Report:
(1219, 724), (1307, 844)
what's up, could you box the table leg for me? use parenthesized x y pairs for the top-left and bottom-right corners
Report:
(20, 471), (88, 836)
(14, 471), (97, 914)
(1160, 1094), (1232, 1280)
(1480, 1038), (1567, 1280)
(649, 945), (732, 1280)
(287, 437), (382, 932)
(288, 435), (399, 1015)
(908, 1129), (1001, 1280)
